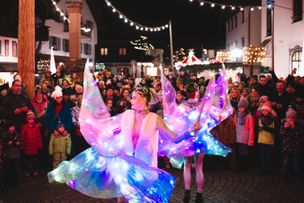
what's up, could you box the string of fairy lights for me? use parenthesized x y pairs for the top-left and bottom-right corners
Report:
(104, 0), (169, 32)
(50, 0), (91, 32)
(188, 0), (274, 11)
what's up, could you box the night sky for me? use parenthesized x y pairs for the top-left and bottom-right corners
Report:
(88, 0), (261, 50)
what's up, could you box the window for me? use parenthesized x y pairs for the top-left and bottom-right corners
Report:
(241, 37), (245, 47)
(49, 36), (61, 50)
(266, 7), (272, 36)
(291, 50), (302, 74)
(0, 40), (2, 55)
(100, 48), (108, 56)
(231, 18), (234, 30)
(234, 15), (238, 28)
(293, 0), (303, 22)
(242, 11), (245, 23)
(62, 39), (69, 52)
(227, 21), (230, 32)
(235, 40), (238, 48)
(5, 40), (9, 56)
(12, 41), (17, 57)
(119, 48), (127, 56)
(84, 43), (91, 55)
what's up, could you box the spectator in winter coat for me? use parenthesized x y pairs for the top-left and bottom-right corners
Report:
(49, 123), (71, 169)
(280, 108), (304, 179)
(2, 123), (22, 186)
(20, 110), (42, 177)
(257, 103), (276, 173)
(234, 98), (255, 169)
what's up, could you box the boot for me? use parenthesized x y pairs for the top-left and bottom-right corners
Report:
(195, 192), (204, 203)
(183, 190), (191, 203)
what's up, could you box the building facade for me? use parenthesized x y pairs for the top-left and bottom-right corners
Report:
(226, 7), (261, 62)
(261, 0), (304, 77)
(40, 0), (97, 62)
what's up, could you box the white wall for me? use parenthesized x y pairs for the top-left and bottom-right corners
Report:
(0, 36), (18, 63)
(40, 0), (98, 60)
(261, 0), (304, 77)
(226, 7), (261, 62)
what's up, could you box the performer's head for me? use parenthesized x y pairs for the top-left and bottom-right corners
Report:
(185, 82), (199, 99)
(131, 86), (151, 110)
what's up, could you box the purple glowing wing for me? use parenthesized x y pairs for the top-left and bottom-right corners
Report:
(205, 64), (233, 131)
(161, 72), (177, 117)
(80, 65), (122, 157)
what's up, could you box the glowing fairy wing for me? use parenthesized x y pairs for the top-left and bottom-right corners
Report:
(80, 63), (122, 157)
(204, 64), (233, 131)
(158, 77), (217, 156)
(161, 69), (177, 117)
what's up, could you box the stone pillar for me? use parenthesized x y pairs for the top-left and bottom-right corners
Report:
(66, 1), (82, 60)
(18, 0), (35, 99)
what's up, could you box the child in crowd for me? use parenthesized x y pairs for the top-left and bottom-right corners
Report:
(20, 110), (42, 177)
(2, 123), (22, 187)
(280, 108), (304, 179)
(234, 98), (255, 169)
(257, 103), (276, 173)
(49, 123), (71, 169)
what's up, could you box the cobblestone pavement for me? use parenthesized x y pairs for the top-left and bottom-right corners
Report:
(1, 167), (303, 203)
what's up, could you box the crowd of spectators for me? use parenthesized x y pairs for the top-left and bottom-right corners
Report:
(0, 63), (303, 192)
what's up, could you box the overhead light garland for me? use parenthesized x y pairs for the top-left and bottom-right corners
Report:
(188, 0), (269, 11)
(104, 0), (169, 32)
(50, 0), (92, 32)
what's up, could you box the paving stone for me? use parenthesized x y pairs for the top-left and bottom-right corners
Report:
(0, 168), (303, 203)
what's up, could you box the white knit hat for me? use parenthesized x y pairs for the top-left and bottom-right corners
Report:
(51, 86), (63, 98)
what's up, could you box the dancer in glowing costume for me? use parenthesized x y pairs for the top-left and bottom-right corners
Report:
(48, 64), (231, 202)
(158, 66), (233, 203)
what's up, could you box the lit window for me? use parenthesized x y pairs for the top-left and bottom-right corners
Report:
(100, 48), (108, 56)
(119, 48), (127, 56)
(5, 40), (9, 56)
(12, 41), (17, 57)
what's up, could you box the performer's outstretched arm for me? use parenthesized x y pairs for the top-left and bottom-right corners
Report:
(156, 115), (198, 143)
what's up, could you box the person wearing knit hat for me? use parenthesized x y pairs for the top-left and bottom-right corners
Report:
(46, 84), (72, 134)
(280, 107), (304, 178)
(20, 109), (42, 176)
(235, 98), (255, 170)
(257, 99), (277, 173)
(238, 98), (249, 109)
(49, 118), (72, 169)
(51, 86), (63, 99)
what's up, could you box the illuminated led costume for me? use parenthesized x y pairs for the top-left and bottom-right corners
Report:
(48, 65), (232, 202)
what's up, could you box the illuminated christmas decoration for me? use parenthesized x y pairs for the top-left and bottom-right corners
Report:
(243, 44), (266, 74)
(104, 0), (168, 32)
(130, 36), (154, 51)
(243, 44), (266, 64)
(216, 51), (230, 63)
